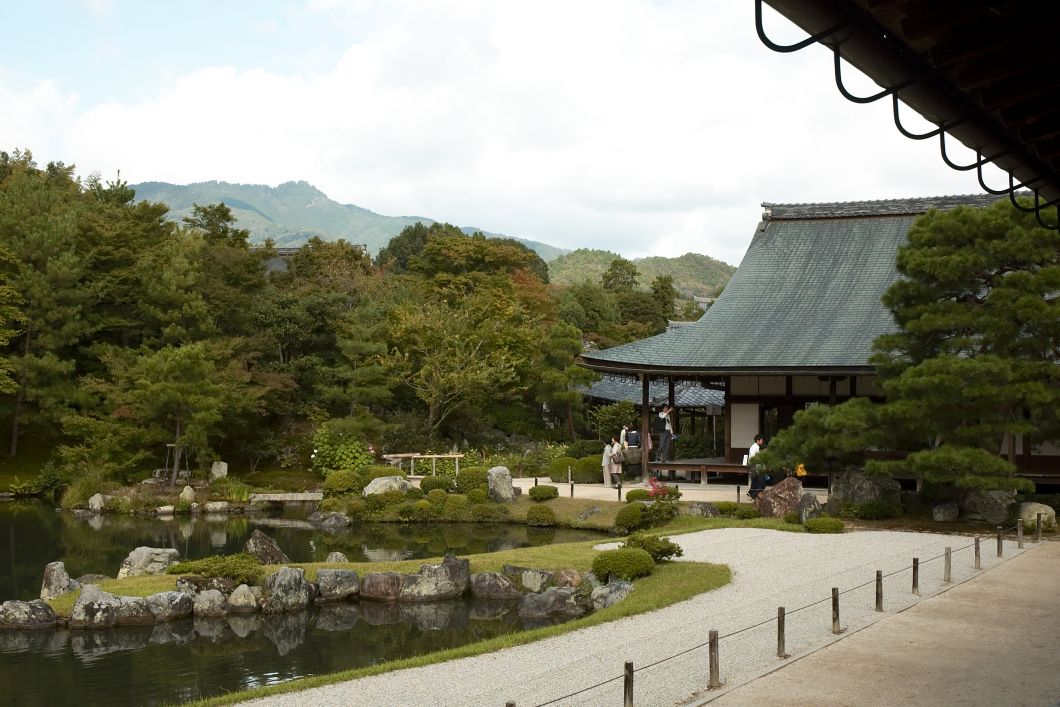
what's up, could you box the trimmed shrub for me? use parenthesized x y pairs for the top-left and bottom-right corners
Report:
(405, 486), (424, 500)
(852, 501), (902, 520)
(346, 498), (366, 520)
(377, 490), (408, 507)
(167, 553), (263, 585)
(573, 455), (604, 484)
(443, 494), (470, 520)
(411, 499), (436, 521)
(526, 504), (557, 527)
(547, 456), (579, 483)
(426, 488), (449, 505)
(471, 503), (509, 522)
(734, 505), (761, 519)
(564, 439), (605, 458)
(783, 511), (800, 525)
(466, 488), (488, 504)
(646, 499), (679, 526)
(805, 517), (845, 534)
(621, 532), (683, 562)
(713, 501), (739, 516)
(394, 502), (418, 520)
(455, 466), (489, 494)
(318, 497), (349, 513)
(528, 485), (559, 502)
(322, 469), (361, 497)
(626, 489), (650, 503)
(615, 503), (647, 533)
(363, 465), (407, 484)
(591, 548), (655, 582)
(420, 476), (454, 494)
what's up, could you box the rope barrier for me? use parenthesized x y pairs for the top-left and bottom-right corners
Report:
(533, 672), (624, 707)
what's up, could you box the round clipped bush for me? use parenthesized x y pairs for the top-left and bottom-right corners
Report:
(395, 501), (417, 520)
(591, 548), (654, 582)
(443, 493), (470, 520)
(411, 499), (436, 520)
(346, 498), (366, 519)
(615, 503), (647, 533)
(528, 485), (559, 502)
(806, 517), (845, 533)
(455, 466), (489, 494)
(713, 501), (739, 516)
(322, 469), (361, 497)
(626, 489), (650, 503)
(573, 455), (604, 483)
(734, 505), (761, 519)
(426, 488), (449, 505)
(466, 488), (488, 504)
(783, 511), (800, 525)
(405, 486), (424, 500)
(420, 476), (454, 494)
(547, 456), (579, 483)
(621, 532), (683, 562)
(526, 504), (557, 527)
(471, 503), (509, 522)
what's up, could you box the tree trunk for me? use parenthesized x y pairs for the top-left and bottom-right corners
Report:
(169, 419), (183, 486)
(566, 404), (576, 442)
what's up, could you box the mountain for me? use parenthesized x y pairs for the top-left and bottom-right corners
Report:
(129, 180), (568, 260)
(548, 249), (736, 297)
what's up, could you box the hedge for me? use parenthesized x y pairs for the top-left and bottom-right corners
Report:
(591, 548), (655, 582)
(625, 489), (650, 503)
(547, 456), (579, 483)
(621, 532), (683, 562)
(615, 503), (647, 533)
(167, 553), (263, 585)
(572, 455), (604, 484)
(425, 488), (449, 505)
(455, 466), (489, 494)
(526, 504), (557, 527)
(528, 485), (559, 502)
(420, 476), (454, 494)
(805, 517), (845, 534)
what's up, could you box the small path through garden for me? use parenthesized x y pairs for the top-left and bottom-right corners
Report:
(242, 527), (1028, 707)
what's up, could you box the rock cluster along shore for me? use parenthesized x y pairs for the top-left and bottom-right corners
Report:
(0, 530), (633, 631)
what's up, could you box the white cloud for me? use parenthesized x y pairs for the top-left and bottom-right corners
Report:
(1, 0), (985, 263)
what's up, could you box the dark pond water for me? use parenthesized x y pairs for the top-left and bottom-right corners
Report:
(0, 501), (604, 705)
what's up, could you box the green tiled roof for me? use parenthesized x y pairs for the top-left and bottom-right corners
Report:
(581, 194), (1002, 375)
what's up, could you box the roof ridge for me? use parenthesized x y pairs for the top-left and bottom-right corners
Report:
(761, 193), (1006, 219)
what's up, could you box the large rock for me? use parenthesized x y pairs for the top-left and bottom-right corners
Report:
(363, 476), (412, 496)
(319, 512), (352, 532)
(1018, 502), (1057, 530)
(961, 488), (1016, 524)
(361, 572), (404, 601)
(827, 470), (902, 511)
(146, 591), (193, 622)
(0, 600), (59, 630)
(261, 567), (309, 613)
(470, 572), (524, 599)
(210, 461), (228, 480)
(932, 502), (960, 523)
(87, 493), (105, 512)
(554, 568), (582, 588)
(399, 554), (471, 601)
(204, 501), (230, 513)
(686, 502), (720, 518)
(76, 574), (109, 585)
(227, 584), (262, 613)
(175, 575), (237, 596)
(754, 477), (804, 518)
(179, 486), (196, 503)
(591, 580), (635, 611)
(116, 547), (180, 579)
(798, 493), (822, 523)
(70, 585), (123, 629)
(193, 589), (229, 618)
(487, 466), (516, 503)
(517, 587), (584, 618)
(115, 597), (155, 626)
(315, 569), (360, 603)
(325, 551), (350, 563)
(244, 529), (290, 564)
(503, 565), (555, 593)
(40, 561), (80, 601)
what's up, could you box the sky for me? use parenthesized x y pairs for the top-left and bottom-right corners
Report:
(1, 0), (1004, 265)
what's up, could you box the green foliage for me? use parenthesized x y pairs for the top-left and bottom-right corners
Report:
(621, 532), (683, 562)
(405, 486), (424, 500)
(615, 503), (647, 533)
(869, 446), (1032, 492)
(589, 401), (635, 443)
(625, 489), (650, 503)
(734, 505), (761, 520)
(528, 485), (559, 502)
(425, 488), (449, 505)
(395, 501), (418, 520)
(311, 426), (373, 478)
(210, 477), (251, 502)
(846, 501), (902, 520)
(547, 456), (579, 482)
(471, 503), (509, 522)
(564, 440), (603, 458)
(572, 455), (604, 484)
(411, 499), (436, 521)
(783, 511), (800, 525)
(443, 493), (470, 519)
(167, 553), (263, 585)
(673, 434), (721, 460)
(712, 501), (739, 516)
(322, 469), (362, 497)
(549, 249), (734, 298)
(466, 488), (489, 504)
(8, 476), (39, 498)
(420, 476), (455, 494)
(754, 398), (881, 475)
(455, 466), (489, 494)
(591, 548), (655, 582)
(525, 504), (557, 527)
(805, 517), (845, 534)
(35, 461), (66, 499)
(645, 498), (680, 526)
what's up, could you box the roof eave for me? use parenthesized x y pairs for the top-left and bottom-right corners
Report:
(578, 357), (873, 378)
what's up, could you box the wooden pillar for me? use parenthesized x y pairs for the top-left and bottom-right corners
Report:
(723, 376), (732, 462)
(640, 374), (650, 480)
(828, 377), (837, 406)
(668, 377), (677, 433)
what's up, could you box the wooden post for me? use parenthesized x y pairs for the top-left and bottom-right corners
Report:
(431, 458), (436, 476)
(912, 558), (920, 596)
(455, 456), (460, 475)
(1036, 513), (1043, 543)
(996, 526), (1003, 557)
(944, 547), (952, 583)
(641, 374), (650, 481)
(831, 587), (841, 634)
(567, 466), (571, 484)
(617, 482), (622, 502)
(708, 630), (720, 689)
(736, 485), (741, 503)
(875, 570), (883, 612)
(570, 482), (574, 498)
(777, 607), (787, 658)
(974, 536), (981, 569)
(624, 661), (633, 707)
(1017, 521), (1024, 549)
(534, 477), (538, 487)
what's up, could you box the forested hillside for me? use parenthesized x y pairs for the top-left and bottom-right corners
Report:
(549, 249), (735, 297)
(131, 180), (569, 260)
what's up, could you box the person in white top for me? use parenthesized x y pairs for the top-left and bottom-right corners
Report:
(655, 405), (674, 463)
(748, 433), (765, 462)
(747, 434), (766, 498)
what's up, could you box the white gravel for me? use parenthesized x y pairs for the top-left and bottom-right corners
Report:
(243, 528), (1023, 707)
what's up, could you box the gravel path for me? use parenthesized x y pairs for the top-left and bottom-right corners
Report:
(243, 528), (1024, 707)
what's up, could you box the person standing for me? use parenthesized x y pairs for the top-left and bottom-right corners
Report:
(609, 434), (625, 487)
(656, 405), (674, 463)
(601, 441), (613, 485)
(747, 434), (766, 498)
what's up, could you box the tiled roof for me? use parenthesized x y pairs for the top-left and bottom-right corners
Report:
(578, 375), (724, 411)
(581, 194), (1005, 374)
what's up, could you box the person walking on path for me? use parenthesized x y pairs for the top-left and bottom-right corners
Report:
(656, 405), (674, 463)
(600, 441), (613, 485)
(609, 434), (624, 487)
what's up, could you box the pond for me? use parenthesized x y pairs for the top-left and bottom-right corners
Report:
(0, 501), (605, 705)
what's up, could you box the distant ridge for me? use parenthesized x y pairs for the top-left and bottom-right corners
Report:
(548, 248), (736, 298)
(130, 180), (569, 260)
